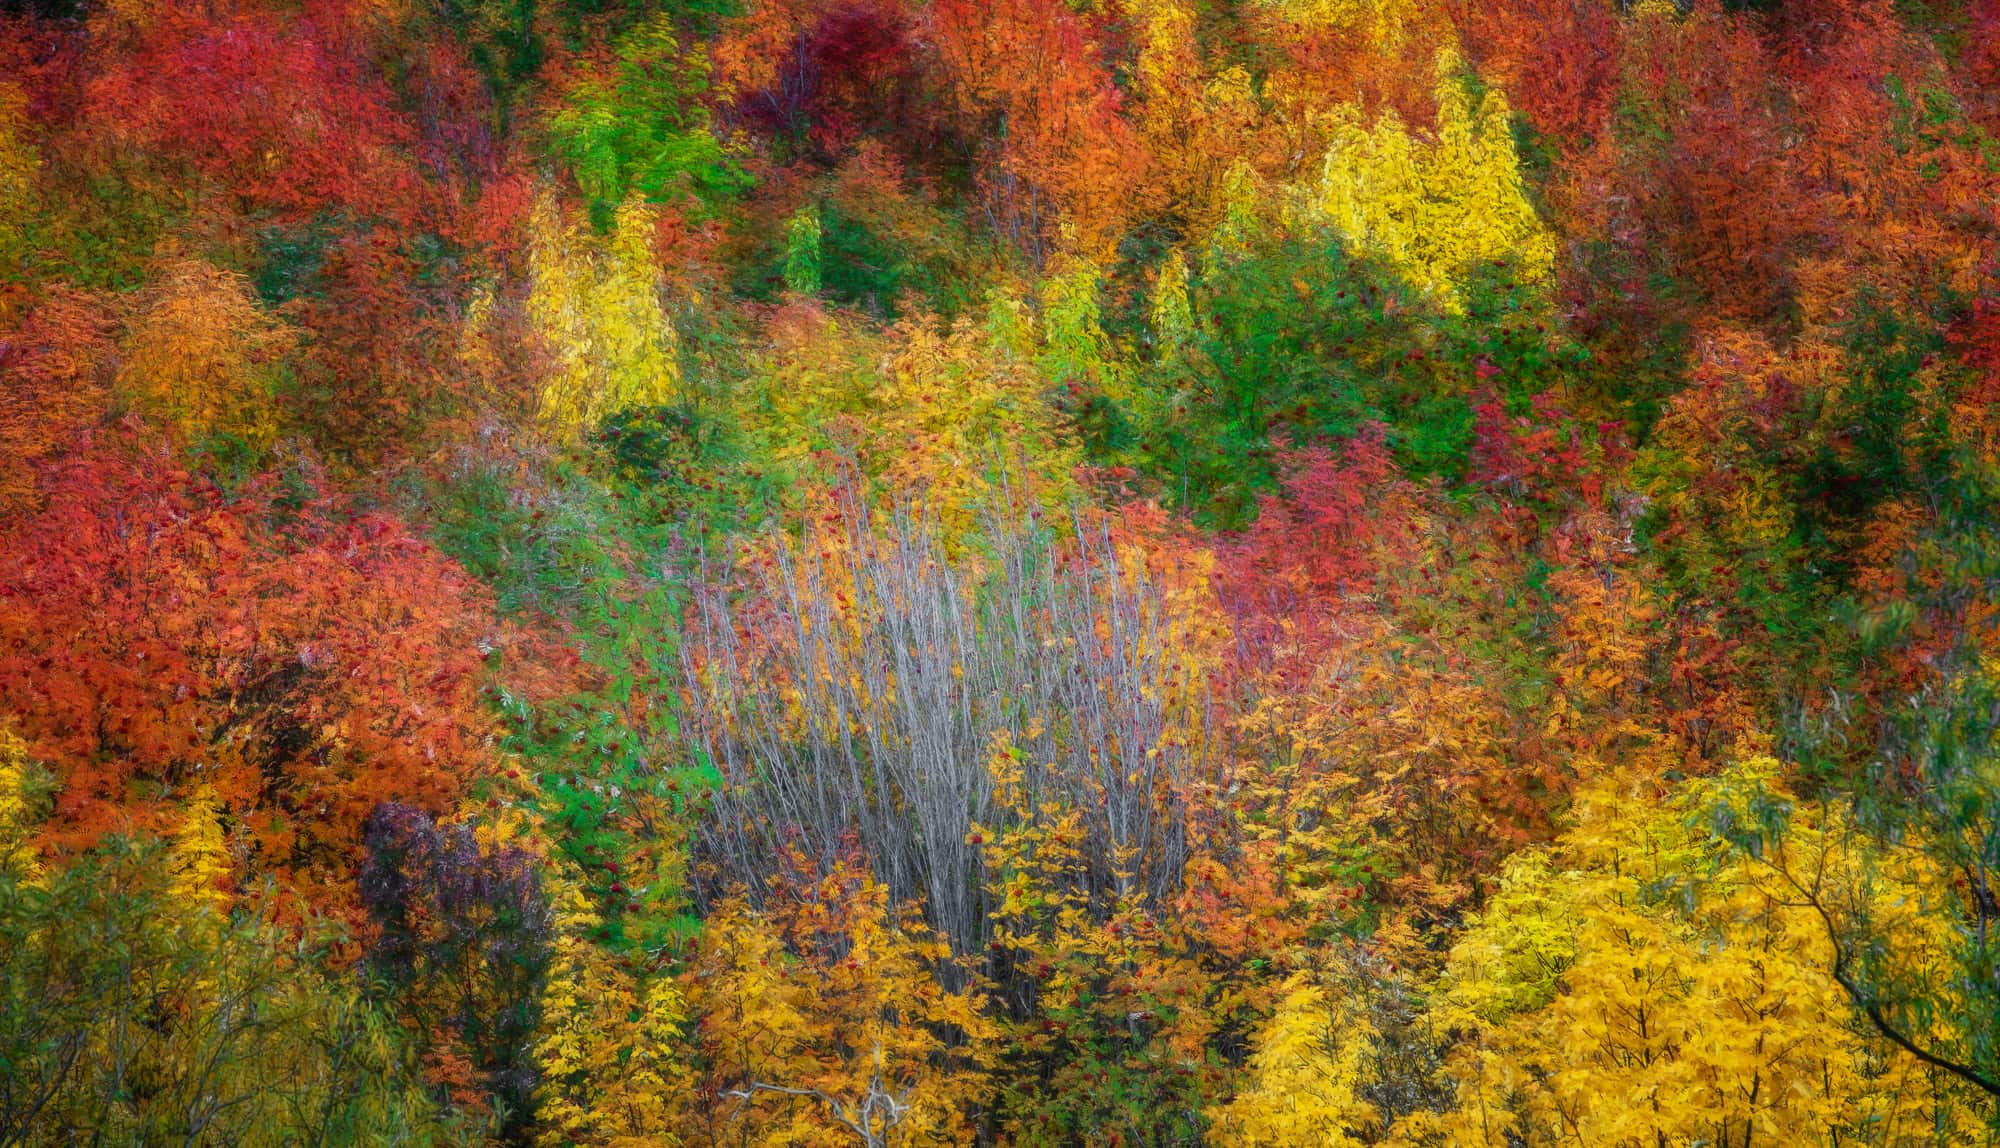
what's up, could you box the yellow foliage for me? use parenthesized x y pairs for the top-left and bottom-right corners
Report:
(533, 863), (693, 1147)
(1131, 0), (1263, 230)
(688, 875), (996, 1147)
(1202, 160), (1264, 277)
(1258, 0), (1414, 45)
(883, 318), (1080, 518)
(1316, 48), (1554, 309)
(117, 257), (294, 446)
(89, 0), (167, 40)
(1398, 758), (1988, 1147)
(743, 301), (1077, 523)
(1037, 245), (1123, 399)
(1225, 689), (1396, 931)
(0, 83), (37, 275)
(0, 728), (44, 883)
(169, 784), (231, 914)
(527, 191), (682, 440)
(979, 733), (1098, 954)
(1151, 248), (1196, 356)
(456, 285), (504, 407)
(1210, 972), (1378, 1146)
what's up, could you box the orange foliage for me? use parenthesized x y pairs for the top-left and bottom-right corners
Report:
(931, 0), (1148, 254)
(0, 428), (502, 907)
(0, 287), (116, 512)
(1601, 4), (1801, 321)
(1451, 0), (1621, 144)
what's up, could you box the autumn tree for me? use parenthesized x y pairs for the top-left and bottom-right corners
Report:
(0, 432), (502, 904)
(524, 191), (685, 441)
(0, 286), (116, 511)
(0, 79), (37, 277)
(115, 255), (295, 451)
(531, 854), (696, 1147)
(1399, 758), (1993, 1146)
(687, 862), (995, 1147)
(929, 0), (1148, 255)
(0, 762), (472, 1146)
(1210, 973), (1378, 1147)
(1316, 47), (1554, 309)
(544, 12), (746, 218)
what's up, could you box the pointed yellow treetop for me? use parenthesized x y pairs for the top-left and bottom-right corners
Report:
(1316, 48), (1554, 310)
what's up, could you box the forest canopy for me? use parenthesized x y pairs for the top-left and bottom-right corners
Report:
(4, 0), (2000, 1144)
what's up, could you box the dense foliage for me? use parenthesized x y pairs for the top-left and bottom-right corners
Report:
(5, 0), (2000, 1143)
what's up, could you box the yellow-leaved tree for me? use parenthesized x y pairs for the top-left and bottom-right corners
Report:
(0, 728), (45, 883)
(169, 784), (231, 914)
(1210, 972), (1379, 1146)
(527, 191), (682, 439)
(1316, 48), (1553, 309)
(687, 868), (996, 1148)
(1037, 242), (1122, 399)
(1394, 756), (1990, 1147)
(1150, 247), (1197, 359)
(532, 862), (694, 1147)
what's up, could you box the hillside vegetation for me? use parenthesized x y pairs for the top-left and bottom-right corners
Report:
(5, 0), (2000, 1143)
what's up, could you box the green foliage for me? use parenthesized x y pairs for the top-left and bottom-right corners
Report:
(411, 448), (639, 621)
(782, 202), (824, 295)
(1841, 660), (2000, 1099)
(544, 14), (748, 223)
(0, 835), (472, 1146)
(402, 436), (719, 951)
(1120, 225), (1584, 527)
(254, 216), (337, 306)
(1792, 296), (1962, 565)
(732, 186), (1000, 318)
(441, 0), (545, 106)
(811, 197), (991, 318)
(14, 161), (184, 291)
(594, 401), (778, 530)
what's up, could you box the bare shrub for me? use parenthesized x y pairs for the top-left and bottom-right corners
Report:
(679, 486), (1213, 961)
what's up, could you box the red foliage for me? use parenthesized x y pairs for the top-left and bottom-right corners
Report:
(1967, 0), (2000, 113)
(1468, 391), (1599, 510)
(0, 288), (116, 513)
(1629, 9), (1800, 321)
(0, 428), (501, 905)
(1549, 5), (1805, 324)
(804, 0), (920, 153)
(405, 36), (503, 184)
(83, 8), (440, 225)
(1214, 424), (1411, 672)
(1453, 0), (1622, 143)
(1952, 296), (2000, 409)
(0, 13), (87, 126)
(720, 0), (931, 160)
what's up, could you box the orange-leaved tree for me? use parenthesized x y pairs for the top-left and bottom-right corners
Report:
(0, 428), (503, 907)
(688, 855), (996, 1147)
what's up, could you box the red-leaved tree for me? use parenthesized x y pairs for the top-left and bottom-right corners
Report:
(0, 425), (502, 908)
